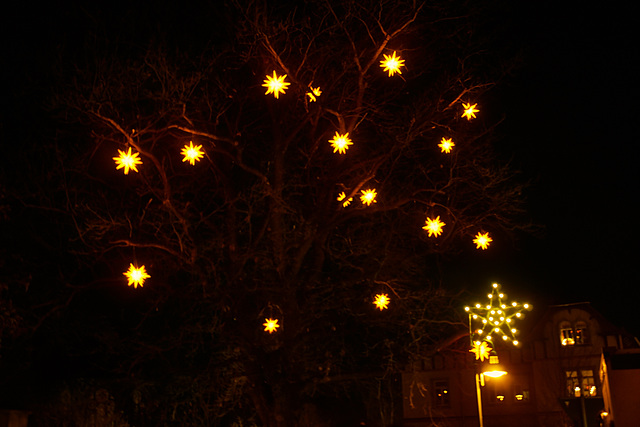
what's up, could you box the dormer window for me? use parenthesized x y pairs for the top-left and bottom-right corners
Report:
(559, 320), (589, 346)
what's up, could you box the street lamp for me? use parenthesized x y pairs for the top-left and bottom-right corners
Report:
(465, 283), (532, 427)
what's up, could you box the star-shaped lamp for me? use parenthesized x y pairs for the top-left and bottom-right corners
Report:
(181, 141), (204, 165)
(263, 318), (280, 334)
(373, 293), (390, 310)
(360, 189), (377, 206)
(423, 216), (445, 237)
(337, 192), (353, 207)
(380, 51), (405, 77)
(123, 263), (150, 288)
(473, 232), (492, 250)
(329, 132), (353, 154)
(113, 147), (142, 175)
(470, 341), (492, 362)
(464, 283), (532, 346)
(306, 86), (322, 102)
(461, 103), (479, 120)
(262, 71), (290, 99)
(438, 137), (455, 153)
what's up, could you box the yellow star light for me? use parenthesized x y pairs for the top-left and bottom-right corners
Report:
(464, 283), (532, 346)
(262, 71), (290, 99)
(470, 341), (492, 362)
(461, 103), (479, 120)
(423, 216), (445, 237)
(373, 293), (390, 310)
(337, 192), (353, 207)
(113, 147), (142, 175)
(306, 86), (322, 102)
(380, 51), (405, 77)
(473, 232), (492, 250)
(438, 137), (455, 153)
(263, 318), (280, 334)
(329, 132), (353, 154)
(181, 141), (205, 165)
(123, 263), (150, 289)
(360, 189), (377, 206)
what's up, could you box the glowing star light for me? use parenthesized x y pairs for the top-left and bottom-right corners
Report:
(470, 341), (492, 362)
(123, 264), (150, 289)
(329, 132), (353, 154)
(113, 147), (142, 175)
(373, 294), (390, 310)
(464, 283), (532, 346)
(438, 137), (455, 153)
(423, 216), (445, 237)
(306, 86), (322, 102)
(360, 189), (377, 206)
(263, 318), (280, 333)
(262, 71), (290, 99)
(337, 192), (353, 207)
(473, 232), (492, 250)
(380, 51), (405, 77)
(461, 103), (480, 120)
(181, 141), (204, 165)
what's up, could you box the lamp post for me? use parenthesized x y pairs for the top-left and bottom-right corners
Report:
(465, 283), (532, 427)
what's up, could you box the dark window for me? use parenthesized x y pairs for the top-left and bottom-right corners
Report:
(434, 380), (450, 407)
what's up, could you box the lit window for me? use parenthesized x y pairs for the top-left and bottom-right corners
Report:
(561, 328), (575, 346)
(575, 322), (589, 345)
(434, 380), (450, 407)
(565, 370), (597, 397)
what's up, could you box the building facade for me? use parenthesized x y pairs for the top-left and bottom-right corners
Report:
(402, 303), (639, 427)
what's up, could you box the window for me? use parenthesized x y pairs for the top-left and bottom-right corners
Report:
(560, 321), (589, 346)
(565, 370), (597, 397)
(434, 380), (450, 407)
(574, 322), (589, 345)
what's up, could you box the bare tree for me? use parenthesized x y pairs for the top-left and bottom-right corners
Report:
(10, 0), (530, 425)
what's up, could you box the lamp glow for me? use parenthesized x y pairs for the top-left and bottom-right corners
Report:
(123, 263), (150, 288)
(262, 71), (290, 99)
(380, 51), (405, 76)
(461, 103), (479, 120)
(113, 147), (142, 175)
(329, 132), (353, 154)
(423, 216), (445, 237)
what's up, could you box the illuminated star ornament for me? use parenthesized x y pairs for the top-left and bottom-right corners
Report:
(337, 192), (353, 207)
(181, 141), (205, 165)
(380, 51), (405, 77)
(263, 318), (280, 334)
(123, 263), (150, 289)
(360, 189), (377, 206)
(373, 294), (390, 310)
(438, 137), (455, 153)
(423, 216), (445, 237)
(473, 231), (492, 250)
(461, 102), (480, 120)
(329, 132), (353, 154)
(306, 86), (322, 102)
(113, 147), (142, 175)
(262, 71), (290, 99)
(464, 283), (532, 346)
(470, 341), (492, 362)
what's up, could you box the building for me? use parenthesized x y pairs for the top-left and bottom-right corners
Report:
(402, 302), (639, 426)
(599, 348), (640, 427)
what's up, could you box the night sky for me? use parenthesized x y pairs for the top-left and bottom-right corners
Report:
(2, 1), (639, 339)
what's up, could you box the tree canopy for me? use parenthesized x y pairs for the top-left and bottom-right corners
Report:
(1, 0), (529, 425)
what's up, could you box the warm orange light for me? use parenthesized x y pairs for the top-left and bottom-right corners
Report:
(329, 132), (353, 154)
(337, 192), (353, 207)
(113, 147), (142, 174)
(438, 137), (455, 153)
(262, 71), (290, 99)
(380, 51), (405, 77)
(263, 318), (280, 333)
(473, 232), (492, 250)
(373, 293), (390, 310)
(181, 141), (205, 165)
(423, 216), (445, 237)
(306, 86), (322, 102)
(360, 189), (377, 206)
(470, 341), (492, 362)
(123, 263), (150, 288)
(461, 103), (479, 120)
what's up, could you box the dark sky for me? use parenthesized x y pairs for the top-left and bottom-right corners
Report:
(457, 3), (640, 336)
(2, 2), (638, 337)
